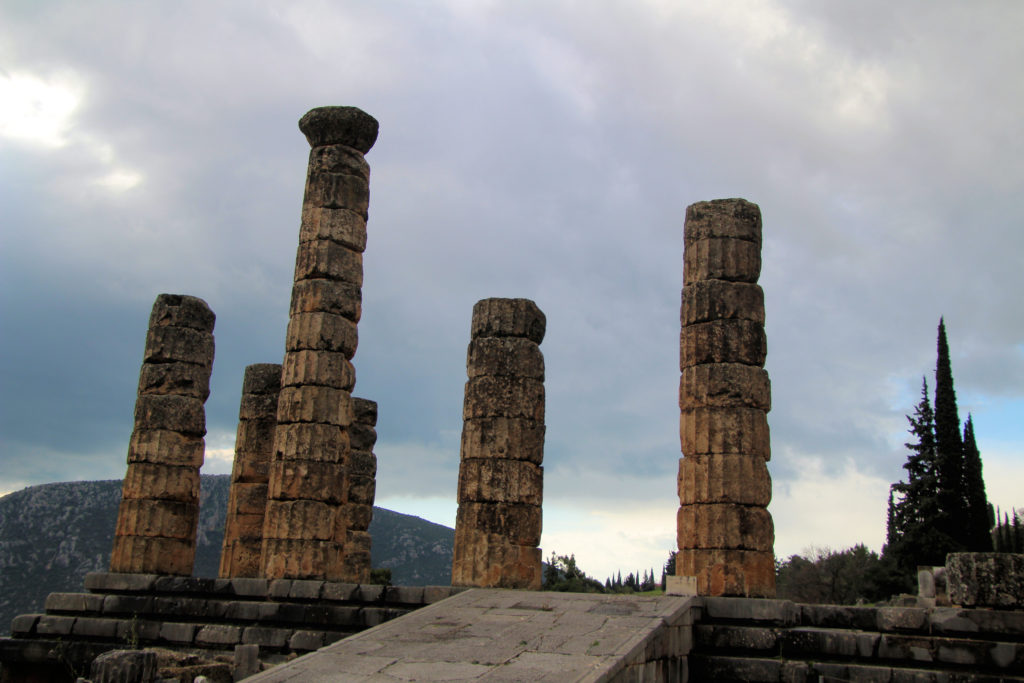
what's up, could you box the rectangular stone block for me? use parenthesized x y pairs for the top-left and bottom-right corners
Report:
(451, 527), (541, 590)
(320, 581), (358, 601)
(300, 205), (367, 252)
(241, 626), (290, 649)
(347, 474), (376, 506)
(85, 572), (159, 592)
(238, 392), (278, 420)
(143, 325), (214, 366)
(44, 592), (104, 613)
(218, 538), (263, 579)
(676, 503), (774, 551)
(195, 624), (242, 646)
(273, 422), (350, 463)
(263, 499), (337, 541)
(230, 482), (269, 516)
(683, 238), (761, 285)
(234, 418), (276, 456)
(460, 417), (545, 464)
(128, 429), (205, 467)
(680, 320), (766, 369)
(261, 538), (341, 580)
(137, 362), (212, 400)
(109, 535), (195, 576)
(463, 376), (545, 421)
(290, 278), (361, 321)
(457, 458), (543, 506)
(684, 199), (762, 244)
(471, 298), (546, 344)
(680, 363), (771, 411)
(281, 349), (356, 390)
(268, 460), (345, 504)
(466, 337), (544, 380)
(276, 385), (353, 427)
(676, 548), (775, 598)
(159, 621), (197, 644)
(335, 502), (373, 532)
(121, 463), (199, 503)
(352, 397), (377, 425)
(946, 552), (1024, 609)
(680, 407), (770, 459)
(336, 550), (372, 584)
(308, 143), (370, 179)
(225, 511), (265, 539)
(349, 423), (377, 451)
(231, 453), (271, 484)
(678, 454), (772, 506)
(294, 239), (364, 286)
(133, 394), (206, 436)
(114, 499), (198, 539)
(305, 171), (370, 215)
(681, 280), (765, 326)
(456, 501), (541, 546)
(348, 449), (377, 477)
(285, 312), (358, 358)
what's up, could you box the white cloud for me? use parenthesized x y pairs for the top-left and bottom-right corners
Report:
(0, 70), (82, 147)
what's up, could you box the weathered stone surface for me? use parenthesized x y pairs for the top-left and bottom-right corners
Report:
(263, 499), (337, 541)
(109, 535), (196, 575)
(684, 198), (762, 244)
(677, 503), (774, 551)
(239, 391), (279, 420)
(219, 537), (263, 578)
(285, 311), (358, 357)
(336, 503), (374, 532)
(268, 460), (346, 504)
(463, 376), (545, 420)
(223, 512), (265, 539)
(242, 363), (282, 394)
(946, 552), (1024, 608)
(349, 423), (377, 451)
(680, 363), (771, 411)
(683, 238), (762, 285)
(471, 298), (546, 344)
(680, 319), (767, 368)
(143, 325), (215, 366)
(681, 280), (765, 326)
(294, 239), (364, 284)
(121, 463), (200, 502)
(347, 474), (376, 506)
(308, 144), (371, 179)
(298, 106), (379, 153)
(676, 548), (775, 598)
(678, 454), (772, 506)
(232, 423), (276, 477)
(456, 502), (542, 546)
(451, 528), (542, 589)
(460, 417), (545, 464)
(137, 362), (212, 400)
(90, 649), (158, 683)
(133, 394), (206, 435)
(228, 482), (269, 516)
(466, 337), (544, 379)
(261, 538), (342, 580)
(289, 278), (362, 320)
(148, 293), (216, 332)
(680, 406), (770, 459)
(276, 385), (353, 426)
(114, 499), (198, 539)
(348, 449), (377, 477)
(457, 458), (543, 506)
(304, 173), (370, 217)
(273, 422), (350, 462)
(281, 350), (355, 390)
(352, 397), (378, 426)
(127, 429), (205, 467)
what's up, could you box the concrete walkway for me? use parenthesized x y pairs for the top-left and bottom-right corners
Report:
(246, 588), (697, 682)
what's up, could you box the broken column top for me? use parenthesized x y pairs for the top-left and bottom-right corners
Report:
(471, 298), (546, 344)
(684, 198), (762, 245)
(242, 364), (282, 395)
(148, 294), (215, 332)
(298, 106), (379, 153)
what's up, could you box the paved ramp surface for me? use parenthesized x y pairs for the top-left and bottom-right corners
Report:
(246, 588), (696, 682)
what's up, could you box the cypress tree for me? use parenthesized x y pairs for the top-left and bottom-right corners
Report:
(961, 415), (992, 550)
(933, 318), (967, 548)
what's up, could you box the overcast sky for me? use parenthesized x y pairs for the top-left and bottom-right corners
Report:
(1, 0), (1022, 581)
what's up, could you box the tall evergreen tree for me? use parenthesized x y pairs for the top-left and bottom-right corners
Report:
(961, 415), (992, 550)
(933, 318), (967, 548)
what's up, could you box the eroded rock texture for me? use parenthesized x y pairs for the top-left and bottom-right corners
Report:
(219, 364), (281, 578)
(677, 199), (776, 597)
(110, 294), (215, 575)
(261, 106), (378, 581)
(452, 299), (545, 589)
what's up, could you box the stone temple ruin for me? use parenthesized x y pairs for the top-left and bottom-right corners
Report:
(2, 106), (1023, 682)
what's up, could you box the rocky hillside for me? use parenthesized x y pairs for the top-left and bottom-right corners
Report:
(0, 475), (453, 634)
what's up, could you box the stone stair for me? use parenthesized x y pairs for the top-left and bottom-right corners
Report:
(689, 596), (1024, 682)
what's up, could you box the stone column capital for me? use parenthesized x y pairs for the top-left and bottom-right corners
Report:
(299, 106), (379, 152)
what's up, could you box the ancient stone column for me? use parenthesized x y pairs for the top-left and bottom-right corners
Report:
(452, 298), (545, 590)
(342, 397), (378, 581)
(219, 363), (281, 578)
(261, 106), (378, 581)
(676, 199), (775, 598)
(110, 294), (215, 575)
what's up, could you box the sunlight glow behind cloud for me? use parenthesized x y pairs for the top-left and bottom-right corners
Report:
(0, 71), (82, 147)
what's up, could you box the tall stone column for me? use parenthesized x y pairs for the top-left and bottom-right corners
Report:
(342, 397), (378, 582)
(676, 199), (775, 598)
(219, 364), (281, 578)
(110, 294), (215, 575)
(452, 298), (545, 590)
(261, 106), (378, 581)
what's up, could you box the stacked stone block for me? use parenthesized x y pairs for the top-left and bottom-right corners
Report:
(676, 199), (775, 598)
(261, 106), (378, 581)
(219, 364), (281, 578)
(110, 294), (215, 575)
(452, 298), (546, 590)
(342, 398), (378, 582)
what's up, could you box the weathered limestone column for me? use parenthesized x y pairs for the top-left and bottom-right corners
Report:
(452, 298), (545, 590)
(219, 364), (281, 578)
(676, 199), (775, 597)
(110, 294), (215, 575)
(261, 106), (378, 581)
(342, 397), (378, 581)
